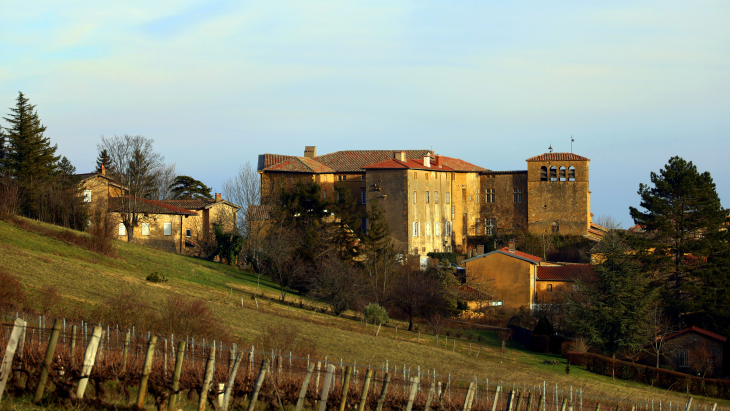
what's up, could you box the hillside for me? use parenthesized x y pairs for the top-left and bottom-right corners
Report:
(0, 216), (724, 409)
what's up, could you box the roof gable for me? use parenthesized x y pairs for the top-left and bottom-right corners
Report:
(526, 153), (590, 162)
(463, 247), (542, 265)
(108, 197), (198, 216)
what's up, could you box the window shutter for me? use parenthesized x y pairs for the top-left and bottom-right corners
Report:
(163, 223), (172, 236)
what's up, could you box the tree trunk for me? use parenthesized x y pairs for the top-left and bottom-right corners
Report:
(408, 313), (414, 331)
(126, 224), (134, 241)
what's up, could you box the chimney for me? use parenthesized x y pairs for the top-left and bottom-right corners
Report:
(394, 151), (407, 162)
(435, 155), (442, 168)
(477, 245), (484, 255)
(215, 193), (222, 202)
(508, 240), (515, 253)
(423, 154), (431, 168)
(101, 164), (106, 176)
(304, 146), (317, 158)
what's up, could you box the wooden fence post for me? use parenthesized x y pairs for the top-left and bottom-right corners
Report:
(222, 351), (244, 411)
(199, 347), (217, 411)
(561, 399), (568, 411)
(296, 362), (316, 411)
(76, 326), (103, 399)
(168, 340), (186, 411)
(491, 385), (503, 411)
(424, 380), (436, 411)
(375, 372), (391, 411)
(516, 390), (524, 411)
(357, 369), (374, 411)
(247, 357), (270, 411)
(0, 318), (26, 401)
(121, 330), (130, 375)
(596, 404), (601, 411)
(339, 365), (353, 411)
(527, 392), (534, 411)
(69, 325), (77, 367)
(33, 318), (62, 403)
(318, 364), (336, 411)
(505, 389), (516, 411)
(136, 335), (158, 408)
(463, 382), (476, 411)
(685, 399), (693, 411)
(406, 376), (421, 411)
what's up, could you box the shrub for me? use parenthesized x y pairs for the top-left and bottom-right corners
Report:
(146, 271), (168, 283)
(86, 211), (116, 257)
(157, 294), (229, 340)
(364, 302), (389, 325)
(93, 287), (154, 331)
(38, 285), (62, 316)
(257, 324), (317, 358)
(569, 338), (589, 353)
(0, 268), (25, 312)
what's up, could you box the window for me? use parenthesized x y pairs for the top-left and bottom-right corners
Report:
(163, 222), (172, 236)
(413, 191), (417, 204)
(426, 191), (430, 203)
(414, 172), (417, 180)
(426, 222), (431, 236)
(513, 188), (523, 203)
(83, 190), (92, 203)
(118, 223), (126, 236)
(485, 188), (495, 203)
(361, 190), (366, 204)
(559, 166), (566, 182)
(361, 218), (367, 234)
(435, 191), (439, 204)
(361, 175), (365, 181)
(435, 222), (440, 236)
(425, 172), (429, 181)
(142, 223), (150, 236)
(337, 191), (341, 202)
(451, 206), (455, 219)
(446, 192), (450, 204)
(540, 166), (547, 181)
(186, 229), (191, 237)
(418, 222), (421, 237)
(547, 284), (553, 292)
(485, 218), (495, 235)
(550, 166), (557, 181)
(323, 190), (327, 200)
(678, 350), (689, 367)
(446, 221), (452, 235)
(568, 166), (576, 181)
(551, 221), (559, 234)
(462, 189), (466, 201)
(413, 222), (418, 237)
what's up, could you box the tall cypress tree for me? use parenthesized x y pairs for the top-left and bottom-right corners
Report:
(3, 92), (60, 216)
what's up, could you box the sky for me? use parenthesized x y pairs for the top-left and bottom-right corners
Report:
(1, 1), (729, 226)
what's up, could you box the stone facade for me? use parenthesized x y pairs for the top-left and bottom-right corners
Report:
(656, 327), (726, 378)
(462, 248), (541, 309)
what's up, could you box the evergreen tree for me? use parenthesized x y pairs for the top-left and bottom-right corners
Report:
(629, 157), (728, 320)
(0, 126), (7, 176)
(168, 175), (213, 200)
(566, 231), (659, 358)
(3, 92), (60, 217)
(95, 149), (112, 174)
(361, 199), (400, 304)
(329, 181), (362, 260)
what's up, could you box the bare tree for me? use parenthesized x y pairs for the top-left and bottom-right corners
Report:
(150, 163), (177, 200)
(426, 314), (447, 344)
(260, 224), (307, 302)
(222, 161), (260, 235)
(644, 304), (679, 368)
(310, 255), (365, 315)
(391, 264), (453, 331)
(98, 134), (164, 240)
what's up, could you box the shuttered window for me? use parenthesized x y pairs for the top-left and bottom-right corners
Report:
(163, 223), (172, 236)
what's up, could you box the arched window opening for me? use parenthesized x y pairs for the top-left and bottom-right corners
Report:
(568, 166), (575, 181)
(551, 221), (559, 234)
(540, 166), (547, 181)
(550, 166), (557, 181)
(559, 166), (566, 182)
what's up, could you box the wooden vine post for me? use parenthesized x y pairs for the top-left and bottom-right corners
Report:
(222, 351), (244, 411)
(491, 385), (502, 411)
(0, 318), (27, 401)
(121, 330), (130, 375)
(318, 364), (336, 411)
(199, 347), (217, 411)
(296, 362), (316, 411)
(33, 318), (62, 403)
(247, 357), (270, 411)
(338, 366), (353, 411)
(357, 369), (374, 411)
(406, 376), (420, 411)
(76, 326), (103, 399)
(168, 340), (187, 411)
(375, 372), (391, 411)
(69, 325), (77, 367)
(136, 335), (158, 408)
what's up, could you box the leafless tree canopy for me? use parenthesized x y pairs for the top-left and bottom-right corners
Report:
(309, 255), (364, 315)
(259, 224), (307, 302)
(150, 163), (177, 200)
(222, 161), (260, 236)
(98, 134), (165, 240)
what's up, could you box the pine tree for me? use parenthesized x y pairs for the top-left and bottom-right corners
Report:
(629, 157), (728, 320)
(361, 199), (400, 304)
(168, 175), (213, 200)
(566, 231), (659, 358)
(0, 126), (7, 176)
(3, 92), (60, 216)
(329, 181), (362, 260)
(95, 149), (112, 174)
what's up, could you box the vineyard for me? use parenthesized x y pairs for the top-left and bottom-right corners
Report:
(1, 315), (727, 411)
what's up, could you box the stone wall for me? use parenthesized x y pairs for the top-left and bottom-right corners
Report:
(526, 159), (590, 235)
(479, 171), (528, 235)
(463, 252), (536, 309)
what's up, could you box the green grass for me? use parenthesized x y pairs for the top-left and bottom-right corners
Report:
(1, 217), (728, 408)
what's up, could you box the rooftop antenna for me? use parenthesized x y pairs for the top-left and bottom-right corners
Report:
(549, 144), (553, 153)
(571, 135), (574, 153)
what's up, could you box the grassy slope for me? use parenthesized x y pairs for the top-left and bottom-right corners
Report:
(0, 217), (725, 407)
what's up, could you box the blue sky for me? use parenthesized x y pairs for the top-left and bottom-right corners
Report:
(2, 1), (729, 226)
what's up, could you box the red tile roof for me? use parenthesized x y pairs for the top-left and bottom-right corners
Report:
(439, 156), (488, 172)
(263, 156), (336, 173)
(362, 158), (456, 171)
(108, 197), (198, 216)
(526, 153), (590, 162)
(314, 150), (431, 172)
(663, 326), (727, 343)
(156, 199), (241, 210)
(259, 154), (296, 170)
(499, 247), (542, 262)
(457, 285), (493, 301)
(537, 264), (595, 281)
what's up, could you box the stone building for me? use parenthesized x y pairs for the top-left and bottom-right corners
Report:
(256, 146), (596, 257)
(643, 326), (726, 378)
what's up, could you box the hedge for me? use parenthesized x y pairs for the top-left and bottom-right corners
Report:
(566, 352), (730, 400)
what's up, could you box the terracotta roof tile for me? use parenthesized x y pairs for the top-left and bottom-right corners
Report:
(457, 285), (493, 301)
(362, 158), (455, 171)
(439, 156), (488, 172)
(498, 247), (542, 262)
(108, 197), (198, 216)
(314, 150), (431, 172)
(663, 326), (727, 343)
(157, 199), (213, 209)
(537, 265), (595, 281)
(526, 153), (590, 162)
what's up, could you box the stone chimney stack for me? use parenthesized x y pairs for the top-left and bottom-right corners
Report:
(508, 240), (515, 253)
(394, 151), (407, 162)
(435, 155), (443, 168)
(477, 245), (484, 255)
(215, 193), (222, 202)
(304, 146), (317, 158)
(101, 164), (106, 175)
(423, 154), (431, 168)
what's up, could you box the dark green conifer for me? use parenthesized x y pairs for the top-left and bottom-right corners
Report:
(95, 149), (112, 174)
(168, 175), (213, 200)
